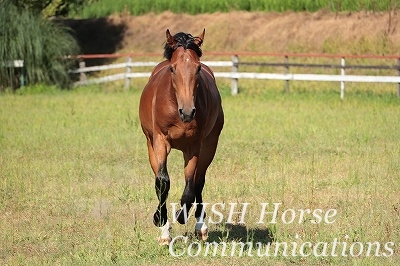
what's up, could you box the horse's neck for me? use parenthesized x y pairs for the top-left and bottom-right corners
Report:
(151, 61), (170, 78)
(200, 64), (214, 79)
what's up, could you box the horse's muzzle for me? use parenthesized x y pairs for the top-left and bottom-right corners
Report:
(179, 108), (196, 123)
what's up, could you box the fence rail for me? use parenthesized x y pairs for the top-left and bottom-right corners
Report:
(70, 52), (400, 99)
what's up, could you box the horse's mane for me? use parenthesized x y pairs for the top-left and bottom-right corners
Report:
(163, 32), (203, 60)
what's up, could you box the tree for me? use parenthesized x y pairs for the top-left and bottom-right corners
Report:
(0, 0), (80, 89)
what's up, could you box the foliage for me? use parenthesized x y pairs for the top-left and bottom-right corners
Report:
(0, 0), (79, 89)
(72, 0), (399, 18)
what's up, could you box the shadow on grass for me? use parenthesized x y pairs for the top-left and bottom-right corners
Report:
(208, 224), (275, 245)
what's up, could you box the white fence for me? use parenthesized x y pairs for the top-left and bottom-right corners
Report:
(2, 60), (25, 87)
(70, 53), (400, 99)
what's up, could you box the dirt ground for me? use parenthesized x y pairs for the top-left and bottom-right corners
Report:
(65, 10), (400, 56)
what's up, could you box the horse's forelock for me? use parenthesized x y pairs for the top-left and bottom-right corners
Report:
(163, 32), (202, 60)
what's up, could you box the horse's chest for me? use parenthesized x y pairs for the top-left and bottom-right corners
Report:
(168, 124), (198, 141)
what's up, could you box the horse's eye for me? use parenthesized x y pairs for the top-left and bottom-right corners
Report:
(169, 66), (175, 73)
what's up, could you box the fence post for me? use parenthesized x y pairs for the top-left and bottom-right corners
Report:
(79, 60), (86, 83)
(19, 60), (25, 87)
(125, 56), (132, 90)
(285, 55), (289, 93)
(340, 57), (345, 100)
(231, 55), (239, 95)
(398, 58), (400, 97)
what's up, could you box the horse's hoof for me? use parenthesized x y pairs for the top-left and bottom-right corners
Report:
(195, 228), (208, 241)
(157, 236), (172, 246)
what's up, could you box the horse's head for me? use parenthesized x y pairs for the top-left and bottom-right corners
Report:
(164, 29), (205, 123)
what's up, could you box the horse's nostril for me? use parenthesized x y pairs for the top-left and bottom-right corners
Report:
(191, 108), (196, 118)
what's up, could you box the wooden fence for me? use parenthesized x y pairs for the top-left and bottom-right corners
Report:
(69, 52), (400, 99)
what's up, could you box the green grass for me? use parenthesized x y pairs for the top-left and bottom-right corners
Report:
(0, 82), (399, 265)
(72, 0), (397, 18)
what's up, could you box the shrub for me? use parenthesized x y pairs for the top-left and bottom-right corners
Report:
(0, 0), (79, 90)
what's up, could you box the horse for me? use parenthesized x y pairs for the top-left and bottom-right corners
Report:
(139, 28), (224, 245)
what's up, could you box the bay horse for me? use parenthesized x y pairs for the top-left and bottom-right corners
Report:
(139, 29), (224, 245)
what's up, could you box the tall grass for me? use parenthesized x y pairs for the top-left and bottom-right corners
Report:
(72, 0), (398, 18)
(0, 83), (399, 265)
(0, 0), (79, 89)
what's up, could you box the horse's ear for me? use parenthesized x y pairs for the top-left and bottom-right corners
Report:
(166, 29), (175, 47)
(194, 28), (205, 47)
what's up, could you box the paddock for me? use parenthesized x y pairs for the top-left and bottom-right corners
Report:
(0, 82), (399, 264)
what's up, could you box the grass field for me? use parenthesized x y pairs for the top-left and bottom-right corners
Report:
(0, 81), (399, 265)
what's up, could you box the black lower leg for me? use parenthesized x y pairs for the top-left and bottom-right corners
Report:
(195, 176), (206, 221)
(175, 180), (195, 224)
(153, 166), (170, 227)
(195, 196), (206, 222)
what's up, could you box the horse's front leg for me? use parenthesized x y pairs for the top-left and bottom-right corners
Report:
(146, 134), (171, 244)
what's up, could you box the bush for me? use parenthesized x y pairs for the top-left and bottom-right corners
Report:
(0, 0), (80, 90)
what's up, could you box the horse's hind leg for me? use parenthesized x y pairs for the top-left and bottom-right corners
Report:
(194, 123), (223, 240)
(175, 150), (198, 225)
(193, 171), (208, 241)
(146, 135), (171, 244)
